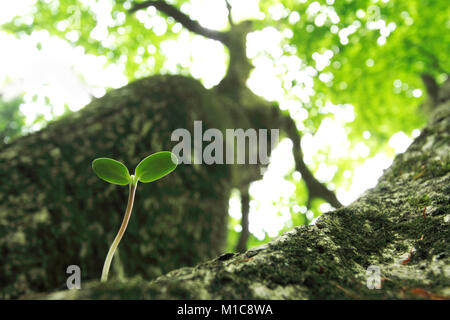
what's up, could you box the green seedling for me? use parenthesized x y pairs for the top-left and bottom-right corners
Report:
(92, 151), (178, 282)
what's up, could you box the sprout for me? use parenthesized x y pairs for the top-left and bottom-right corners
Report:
(92, 151), (178, 282)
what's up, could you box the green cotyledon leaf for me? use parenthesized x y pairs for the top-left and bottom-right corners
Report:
(92, 158), (131, 185)
(135, 151), (178, 183)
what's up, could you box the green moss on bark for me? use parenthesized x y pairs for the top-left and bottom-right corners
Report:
(0, 75), (276, 299)
(25, 103), (450, 300)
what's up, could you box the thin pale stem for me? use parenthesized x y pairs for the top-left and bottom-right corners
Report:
(101, 182), (137, 282)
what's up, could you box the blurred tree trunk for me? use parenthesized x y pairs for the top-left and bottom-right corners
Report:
(29, 86), (450, 300)
(0, 8), (343, 298)
(0, 74), (280, 299)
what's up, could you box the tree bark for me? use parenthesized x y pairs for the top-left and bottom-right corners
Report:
(0, 48), (333, 299)
(0, 75), (277, 299)
(26, 91), (450, 300)
(235, 189), (250, 253)
(2, 0), (436, 299)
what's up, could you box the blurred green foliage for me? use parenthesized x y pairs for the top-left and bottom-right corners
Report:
(3, 0), (448, 134)
(259, 0), (449, 138)
(0, 95), (25, 144)
(2, 0), (183, 79)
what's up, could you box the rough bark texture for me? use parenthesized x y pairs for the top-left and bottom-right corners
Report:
(26, 95), (450, 300)
(0, 1), (347, 299)
(0, 75), (278, 299)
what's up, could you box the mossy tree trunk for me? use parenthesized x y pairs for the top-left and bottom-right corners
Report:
(0, 74), (277, 299)
(2, 0), (421, 299)
(34, 95), (450, 300)
(0, 1), (344, 299)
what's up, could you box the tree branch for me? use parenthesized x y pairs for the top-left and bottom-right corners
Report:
(282, 115), (343, 209)
(421, 73), (439, 106)
(130, 0), (227, 43)
(225, 0), (234, 26)
(235, 188), (250, 253)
